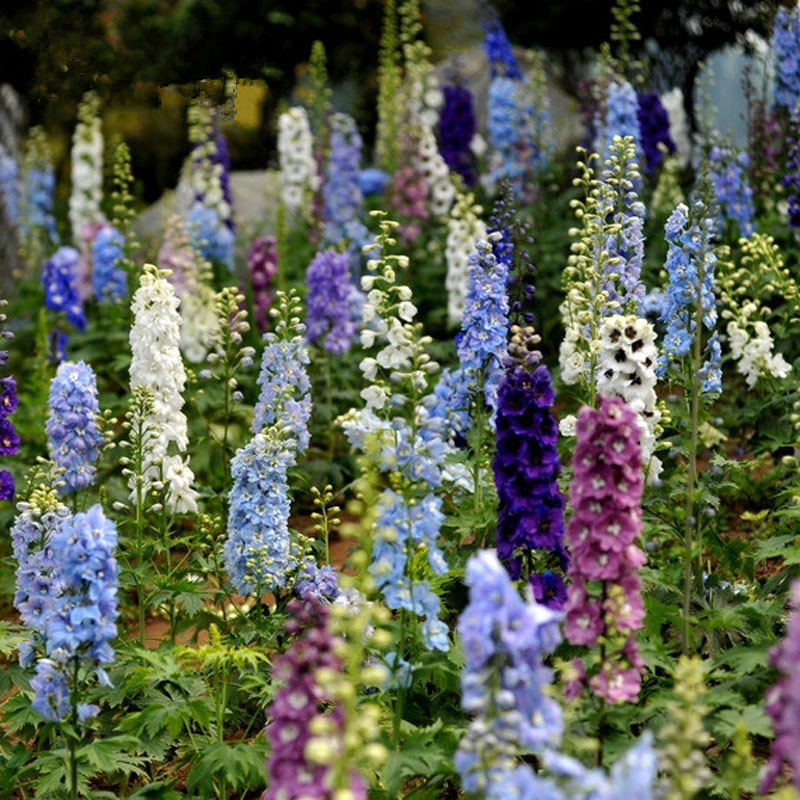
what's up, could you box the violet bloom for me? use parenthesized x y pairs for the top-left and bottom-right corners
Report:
(760, 580), (800, 794)
(264, 596), (342, 800)
(438, 85), (477, 185)
(247, 236), (279, 333)
(493, 332), (566, 604)
(564, 395), (647, 704)
(305, 248), (358, 356)
(636, 91), (675, 173)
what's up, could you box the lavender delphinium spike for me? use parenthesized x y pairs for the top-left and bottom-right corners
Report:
(0, 297), (18, 499)
(306, 248), (358, 356)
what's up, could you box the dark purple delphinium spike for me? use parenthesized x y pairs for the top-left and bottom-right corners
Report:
(263, 597), (342, 800)
(492, 325), (566, 607)
(247, 236), (279, 333)
(760, 580), (800, 795)
(438, 85), (477, 185)
(784, 110), (800, 230)
(636, 91), (675, 173)
(489, 185), (536, 326)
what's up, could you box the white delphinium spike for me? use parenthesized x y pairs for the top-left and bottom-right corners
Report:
(277, 107), (318, 218)
(68, 91), (104, 244)
(445, 191), (486, 326)
(129, 264), (197, 513)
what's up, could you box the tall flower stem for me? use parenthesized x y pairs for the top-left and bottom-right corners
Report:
(681, 233), (706, 656)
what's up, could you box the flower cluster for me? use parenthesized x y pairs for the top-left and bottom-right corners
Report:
(416, 121), (455, 217)
(390, 153), (429, 245)
(76, 219), (105, 300)
(709, 145), (755, 237)
(493, 327), (566, 600)
(186, 200), (235, 271)
(322, 112), (370, 260)
(0, 300), (16, 500)
(158, 214), (198, 297)
(438, 84), (477, 185)
(454, 234), (510, 411)
(264, 596), (345, 800)
(658, 202), (721, 394)
(42, 246), (86, 332)
(68, 91), (104, 244)
(225, 426), (296, 596)
(445, 190), (486, 326)
(187, 101), (233, 230)
(295, 557), (339, 603)
(784, 109), (800, 230)
(306, 248), (358, 356)
(32, 505), (119, 722)
(728, 316), (791, 388)
(0, 143), (19, 224)
(92, 224), (127, 303)
(370, 489), (449, 651)
(253, 290), (312, 453)
(637, 91), (675, 172)
(600, 81), (642, 167)
(772, 5), (800, 112)
(760, 580), (800, 795)
(661, 87), (691, 166)
(278, 107), (319, 218)
(247, 235), (279, 333)
(45, 361), (103, 495)
(482, 13), (522, 79)
(455, 550), (562, 796)
(129, 264), (197, 513)
(564, 396), (647, 704)
(596, 315), (662, 481)
(20, 126), (59, 259)
(487, 77), (527, 194)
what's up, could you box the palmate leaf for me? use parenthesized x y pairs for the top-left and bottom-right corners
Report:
(79, 736), (147, 777)
(711, 704), (773, 740)
(187, 740), (267, 795)
(128, 782), (183, 800)
(712, 643), (774, 676)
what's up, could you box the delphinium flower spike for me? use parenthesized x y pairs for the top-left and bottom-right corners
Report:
(493, 325), (566, 604)
(157, 214), (196, 297)
(247, 235), (279, 333)
(708, 144), (755, 237)
(438, 84), (477, 185)
(454, 549), (563, 797)
(772, 5), (800, 113)
(224, 425), (297, 596)
(564, 395), (647, 704)
(636, 91), (675, 173)
(42, 246), (87, 334)
(277, 107), (319, 220)
(263, 596), (345, 800)
(91, 224), (126, 303)
(445, 190), (485, 326)
(68, 91), (104, 246)
(305, 248), (358, 356)
(129, 264), (197, 513)
(45, 361), (103, 496)
(20, 126), (59, 267)
(599, 80), (643, 168)
(760, 580), (800, 795)
(0, 297), (18, 500)
(784, 108), (800, 231)
(253, 289), (312, 453)
(0, 143), (19, 229)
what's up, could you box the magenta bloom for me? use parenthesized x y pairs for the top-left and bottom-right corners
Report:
(760, 580), (800, 794)
(247, 236), (279, 333)
(564, 395), (647, 704)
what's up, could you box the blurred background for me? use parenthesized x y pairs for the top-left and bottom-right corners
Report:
(0, 0), (779, 206)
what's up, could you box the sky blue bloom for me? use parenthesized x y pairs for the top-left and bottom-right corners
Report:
(92, 225), (127, 302)
(31, 659), (71, 722)
(708, 145), (755, 237)
(0, 145), (19, 224)
(46, 504), (119, 671)
(46, 360), (104, 495)
(253, 323), (311, 454)
(186, 200), (235, 270)
(225, 428), (296, 595)
(359, 168), (390, 196)
(773, 6), (800, 111)
(42, 246), (86, 331)
(22, 166), (58, 243)
(658, 202), (720, 393)
(601, 81), (643, 168)
(488, 77), (526, 192)
(370, 489), (449, 652)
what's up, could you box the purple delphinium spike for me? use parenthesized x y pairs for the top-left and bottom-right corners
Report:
(438, 85), (477, 185)
(564, 395), (647, 704)
(305, 248), (358, 356)
(760, 580), (800, 794)
(0, 299), (18, 500)
(636, 91), (675, 173)
(493, 326), (566, 604)
(247, 236), (279, 333)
